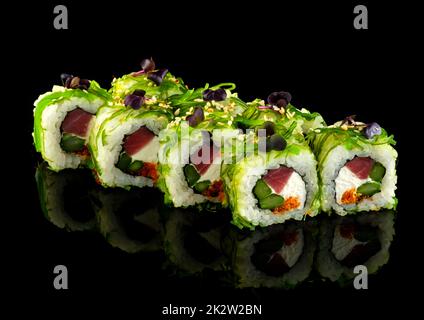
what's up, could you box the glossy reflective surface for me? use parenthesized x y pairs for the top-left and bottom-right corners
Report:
(35, 163), (396, 289)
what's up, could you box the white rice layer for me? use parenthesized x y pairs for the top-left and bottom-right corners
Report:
(269, 170), (306, 211)
(234, 149), (319, 227)
(320, 144), (397, 215)
(41, 96), (103, 171)
(95, 115), (165, 188)
(160, 130), (210, 207)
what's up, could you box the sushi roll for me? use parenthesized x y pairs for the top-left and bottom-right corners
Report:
(163, 207), (231, 274)
(158, 84), (247, 207)
(316, 210), (395, 283)
(92, 187), (164, 253)
(230, 221), (316, 288)
(309, 116), (397, 215)
(33, 75), (110, 171)
(90, 102), (172, 188)
(89, 59), (188, 188)
(35, 163), (97, 231)
(222, 93), (323, 229)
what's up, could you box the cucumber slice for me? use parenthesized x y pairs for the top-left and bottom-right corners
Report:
(259, 194), (284, 210)
(116, 152), (132, 171)
(128, 160), (143, 172)
(357, 182), (381, 196)
(60, 133), (85, 153)
(369, 162), (386, 182)
(184, 164), (200, 187)
(194, 180), (211, 193)
(253, 179), (272, 200)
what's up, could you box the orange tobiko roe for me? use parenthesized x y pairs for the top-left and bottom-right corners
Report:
(341, 188), (357, 204)
(273, 197), (301, 215)
(75, 145), (90, 157)
(203, 180), (225, 202)
(139, 162), (159, 183)
(93, 170), (102, 185)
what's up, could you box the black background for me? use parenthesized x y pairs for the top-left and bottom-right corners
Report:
(5, 1), (419, 318)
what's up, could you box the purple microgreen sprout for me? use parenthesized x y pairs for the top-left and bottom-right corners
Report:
(364, 122), (382, 139)
(202, 88), (227, 101)
(187, 107), (205, 127)
(267, 91), (292, 108)
(124, 90), (146, 109)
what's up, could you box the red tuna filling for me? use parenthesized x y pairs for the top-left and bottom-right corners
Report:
(123, 126), (155, 156)
(262, 166), (294, 194)
(61, 108), (94, 137)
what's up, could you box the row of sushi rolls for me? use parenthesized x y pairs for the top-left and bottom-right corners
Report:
(33, 58), (398, 287)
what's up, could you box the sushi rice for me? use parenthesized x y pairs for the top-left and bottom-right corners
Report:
(310, 120), (397, 215)
(33, 81), (110, 171)
(90, 107), (171, 188)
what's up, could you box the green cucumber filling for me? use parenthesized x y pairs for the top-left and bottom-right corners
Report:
(336, 157), (387, 205)
(252, 166), (306, 212)
(369, 162), (386, 182)
(116, 152), (144, 175)
(357, 182), (381, 196)
(59, 107), (94, 154)
(184, 164), (200, 187)
(259, 194), (285, 210)
(194, 180), (211, 193)
(254, 178), (283, 210)
(60, 133), (85, 153)
(253, 179), (272, 200)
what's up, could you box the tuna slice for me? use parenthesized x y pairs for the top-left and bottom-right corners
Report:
(123, 126), (155, 156)
(61, 108), (94, 137)
(263, 166), (294, 194)
(345, 157), (374, 179)
(191, 143), (221, 175)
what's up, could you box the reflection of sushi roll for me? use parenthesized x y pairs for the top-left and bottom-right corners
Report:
(231, 221), (315, 288)
(35, 163), (97, 231)
(158, 84), (246, 207)
(93, 187), (163, 253)
(163, 208), (231, 274)
(317, 210), (395, 282)
(33, 75), (110, 171)
(310, 118), (397, 215)
(222, 96), (322, 229)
